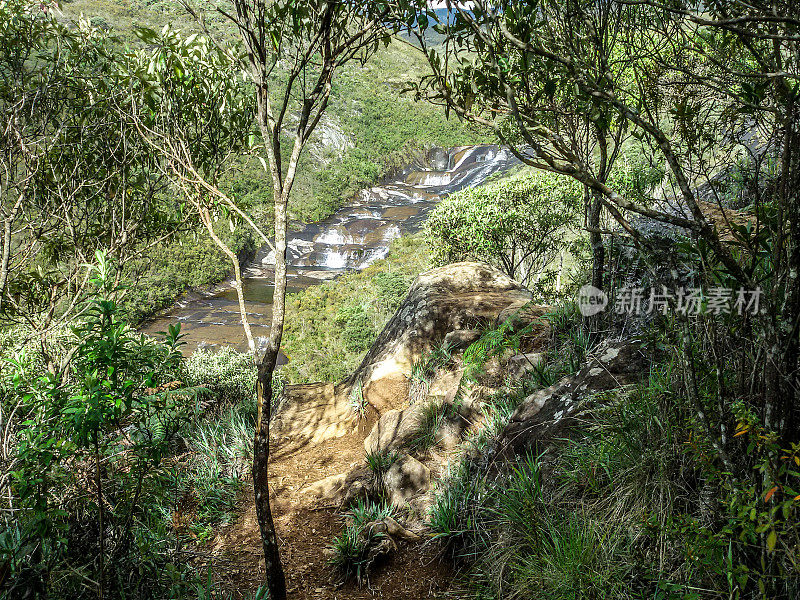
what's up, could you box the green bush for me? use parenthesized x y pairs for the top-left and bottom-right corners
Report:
(409, 401), (450, 452)
(183, 346), (257, 406)
(1, 254), (207, 598)
(336, 304), (375, 353)
(426, 169), (582, 291)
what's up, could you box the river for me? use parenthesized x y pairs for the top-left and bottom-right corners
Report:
(141, 144), (520, 352)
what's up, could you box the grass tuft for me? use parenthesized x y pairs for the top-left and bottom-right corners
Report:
(328, 499), (397, 584)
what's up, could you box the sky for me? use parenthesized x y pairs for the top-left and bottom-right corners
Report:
(428, 1), (474, 9)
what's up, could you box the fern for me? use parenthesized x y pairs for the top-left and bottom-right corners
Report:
(463, 304), (534, 380)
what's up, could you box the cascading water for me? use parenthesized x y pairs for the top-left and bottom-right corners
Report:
(141, 144), (520, 351)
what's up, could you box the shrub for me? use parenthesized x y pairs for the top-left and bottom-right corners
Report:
(365, 449), (400, 478)
(348, 498), (396, 527)
(426, 169), (582, 290)
(428, 460), (492, 556)
(1, 254), (206, 598)
(183, 346), (257, 406)
(328, 525), (372, 583)
(335, 304), (375, 353)
(365, 449), (400, 500)
(328, 499), (397, 584)
(409, 401), (449, 451)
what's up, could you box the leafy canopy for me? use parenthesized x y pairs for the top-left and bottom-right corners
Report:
(426, 169), (582, 288)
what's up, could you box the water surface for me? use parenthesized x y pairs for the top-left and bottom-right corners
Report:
(141, 145), (519, 352)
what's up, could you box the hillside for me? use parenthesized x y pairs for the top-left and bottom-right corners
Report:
(3, 2), (800, 600)
(55, 0), (484, 323)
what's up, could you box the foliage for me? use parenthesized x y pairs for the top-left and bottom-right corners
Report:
(327, 499), (397, 584)
(0, 0), (184, 325)
(428, 459), (491, 553)
(335, 304), (375, 353)
(56, 0), (484, 225)
(183, 346), (257, 406)
(426, 169), (582, 289)
(348, 498), (397, 528)
(281, 236), (430, 383)
(409, 401), (451, 452)
(365, 449), (400, 479)
(462, 310), (533, 381)
(408, 342), (453, 404)
(348, 379), (367, 417)
(0, 253), (208, 598)
(433, 319), (800, 598)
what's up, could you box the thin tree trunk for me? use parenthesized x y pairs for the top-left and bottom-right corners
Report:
(0, 192), (24, 314)
(252, 185), (288, 600)
(587, 189), (605, 334)
(589, 190), (605, 292)
(95, 439), (104, 600)
(774, 100), (800, 441)
(200, 207), (255, 352)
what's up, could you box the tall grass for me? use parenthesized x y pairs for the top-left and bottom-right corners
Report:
(429, 369), (696, 600)
(328, 499), (398, 584)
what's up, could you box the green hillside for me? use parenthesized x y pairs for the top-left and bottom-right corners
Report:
(54, 0), (483, 322)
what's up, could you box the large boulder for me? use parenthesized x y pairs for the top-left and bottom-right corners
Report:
(300, 465), (374, 508)
(348, 262), (547, 414)
(363, 404), (427, 455)
(497, 340), (648, 457)
(270, 382), (362, 449)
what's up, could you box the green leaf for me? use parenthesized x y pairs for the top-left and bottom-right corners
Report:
(766, 530), (777, 552)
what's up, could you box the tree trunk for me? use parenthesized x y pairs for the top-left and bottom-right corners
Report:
(0, 192), (24, 314)
(769, 100), (800, 442)
(588, 190), (605, 292)
(200, 207), (255, 352)
(95, 439), (104, 600)
(252, 356), (286, 600)
(587, 189), (606, 334)
(251, 126), (290, 599)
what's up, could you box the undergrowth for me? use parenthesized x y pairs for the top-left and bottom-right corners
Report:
(328, 499), (398, 585)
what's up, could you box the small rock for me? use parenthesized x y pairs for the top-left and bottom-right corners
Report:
(443, 329), (481, 351)
(508, 352), (545, 379)
(383, 455), (431, 507)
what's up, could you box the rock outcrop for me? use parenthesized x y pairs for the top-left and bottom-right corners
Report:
(497, 340), (648, 457)
(271, 382), (367, 450)
(347, 262), (548, 414)
(383, 455), (431, 507)
(269, 262), (561, 527)
(364, 404), (427, 455)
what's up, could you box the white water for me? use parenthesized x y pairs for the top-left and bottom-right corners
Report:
(142, 144), (520, 351)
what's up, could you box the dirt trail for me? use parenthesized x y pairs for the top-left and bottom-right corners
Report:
(206, 397), (455, 599)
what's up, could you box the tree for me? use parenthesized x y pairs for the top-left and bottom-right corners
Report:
(426, 169), (582, 289)
(400, 0), (800, 431)
(0, 1), (183, 357)
(121, 25), (260, 349)
(402, 1), (800, 589)
(397, 0), (643, 300)
(137, 2), (396, 596)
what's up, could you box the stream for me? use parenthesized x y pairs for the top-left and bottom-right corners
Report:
(141, 144), (520, 352)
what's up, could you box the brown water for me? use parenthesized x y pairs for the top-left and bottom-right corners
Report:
(141, 145), (520, 352)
